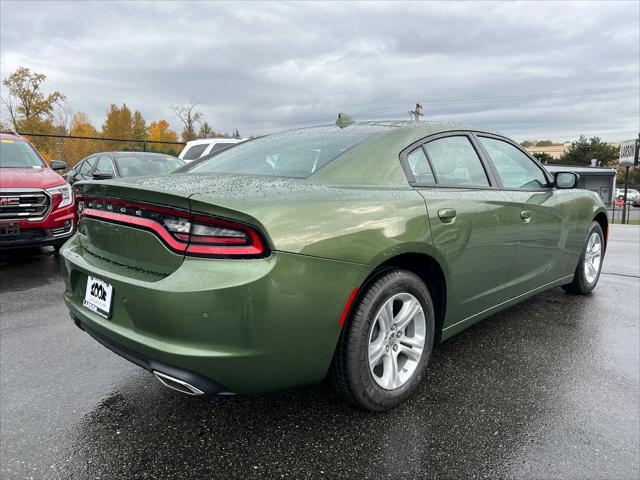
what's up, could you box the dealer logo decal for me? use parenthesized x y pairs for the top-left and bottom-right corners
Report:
(90, 282), (107, 301)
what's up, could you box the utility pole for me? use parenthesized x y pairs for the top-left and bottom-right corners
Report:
(409, 103), (423, 121)
(622, 165), (630, 224)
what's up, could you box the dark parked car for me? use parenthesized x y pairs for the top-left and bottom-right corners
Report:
(65, 152), (184, 184)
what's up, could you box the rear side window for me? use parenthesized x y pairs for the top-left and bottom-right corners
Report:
(406, 148), (435, 184)
(182, 144), (209, 160)
(423, 136), (489, 187)
(479, 137), (548, 190)
(208, 143), (232, 155)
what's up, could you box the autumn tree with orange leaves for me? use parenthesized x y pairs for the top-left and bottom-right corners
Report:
(148, 120), (180, 155)
(61, 112), (99, 166)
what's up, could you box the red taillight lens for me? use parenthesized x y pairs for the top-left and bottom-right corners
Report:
(185, 214), (264, 256)
(78, 197), (267, 258)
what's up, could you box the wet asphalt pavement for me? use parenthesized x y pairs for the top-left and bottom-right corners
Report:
(1, 226), (639, 479)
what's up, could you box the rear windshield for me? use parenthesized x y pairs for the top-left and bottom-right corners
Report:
(115, 155), (184, 177)
(188, 125), (390, 178)
(0, 139), (46, 168)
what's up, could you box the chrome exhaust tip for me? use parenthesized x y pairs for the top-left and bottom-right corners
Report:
(153, 371), (205, 396)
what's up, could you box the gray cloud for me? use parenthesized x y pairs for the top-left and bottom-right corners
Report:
(1, 0), (638, 141)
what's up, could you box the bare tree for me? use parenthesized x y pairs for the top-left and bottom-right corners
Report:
(172, 102), (203, 142)
(53, 102), (73, 133)
(198, 122), (214, 138)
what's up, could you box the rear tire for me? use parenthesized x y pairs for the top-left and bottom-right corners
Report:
(331, 269), (435, 411)
(562, 221), (604, 295)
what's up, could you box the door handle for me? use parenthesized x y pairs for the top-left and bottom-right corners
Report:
(520, 210), (531, 223)
(438, 208), (457, 223)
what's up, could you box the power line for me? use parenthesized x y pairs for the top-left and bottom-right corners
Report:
(233, 85), (638, 131)
(429, 86), (637, 106)
(356, 86), (638, 117)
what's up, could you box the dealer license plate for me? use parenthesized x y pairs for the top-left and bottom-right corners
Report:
(83, 276), (113, 319)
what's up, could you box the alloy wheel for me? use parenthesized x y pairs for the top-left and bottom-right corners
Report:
(584, 231), (602, 284)
(367, 293), (426, 390)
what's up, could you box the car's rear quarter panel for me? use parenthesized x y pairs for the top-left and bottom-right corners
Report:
(190, 186), (432, 266)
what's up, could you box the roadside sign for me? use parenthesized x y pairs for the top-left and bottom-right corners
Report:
(619, 139), (638, 167)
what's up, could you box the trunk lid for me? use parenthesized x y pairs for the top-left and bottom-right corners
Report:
(74, 180), (192, 275)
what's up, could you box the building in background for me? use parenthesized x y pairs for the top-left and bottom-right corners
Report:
(525, 144), (569, 159)
(545, 164), (616, 206)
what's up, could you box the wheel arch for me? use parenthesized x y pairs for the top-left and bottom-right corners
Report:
(354, 252), (447, 344)
(593, 210), (609, 248)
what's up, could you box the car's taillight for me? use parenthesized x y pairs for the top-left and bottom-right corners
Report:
(77, 197), (267, 258)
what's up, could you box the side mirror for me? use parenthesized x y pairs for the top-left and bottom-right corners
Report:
(50, 160), (67, 171)
(554, 172), (579, 189)
(92, 172), (114, 180)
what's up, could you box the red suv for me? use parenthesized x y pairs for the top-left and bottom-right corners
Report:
(0, 132), (76, 250)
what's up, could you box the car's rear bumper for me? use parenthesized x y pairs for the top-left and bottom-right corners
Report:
(60, 235), (371, 394)
(71, 314), (230, 394)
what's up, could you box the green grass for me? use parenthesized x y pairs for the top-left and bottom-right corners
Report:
(612, 219), (640, 225)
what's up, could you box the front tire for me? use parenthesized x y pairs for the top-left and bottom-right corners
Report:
(331, 270), (435, 411)
(562, 221), (604, 294)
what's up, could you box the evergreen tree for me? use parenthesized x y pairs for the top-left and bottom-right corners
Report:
(559, 136), (619, 167)
(132, 111), (148, 140)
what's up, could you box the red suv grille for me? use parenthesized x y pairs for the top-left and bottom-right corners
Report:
(0, 190), (50, 220)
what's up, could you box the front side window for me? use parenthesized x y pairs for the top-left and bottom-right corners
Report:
(0, 139), (46, 168)
(423, 136), (489, 187)
(479, 137), (549, 190)
(79, 157), (96, 175)
(189, 126), (391, 178)
(406, 148), (435, 184)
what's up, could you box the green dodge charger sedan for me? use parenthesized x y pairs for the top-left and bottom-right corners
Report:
(61, 119), (607, 411)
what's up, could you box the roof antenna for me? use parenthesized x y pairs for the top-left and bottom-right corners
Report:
(336, 113), (355, 128)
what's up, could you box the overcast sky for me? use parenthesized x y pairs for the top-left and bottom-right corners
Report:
(1, 0), (638, 141)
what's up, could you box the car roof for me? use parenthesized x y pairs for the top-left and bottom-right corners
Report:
(308, 120), (503, 186)
(338, 120), (499, 135)
(281, 120), (501, 143)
